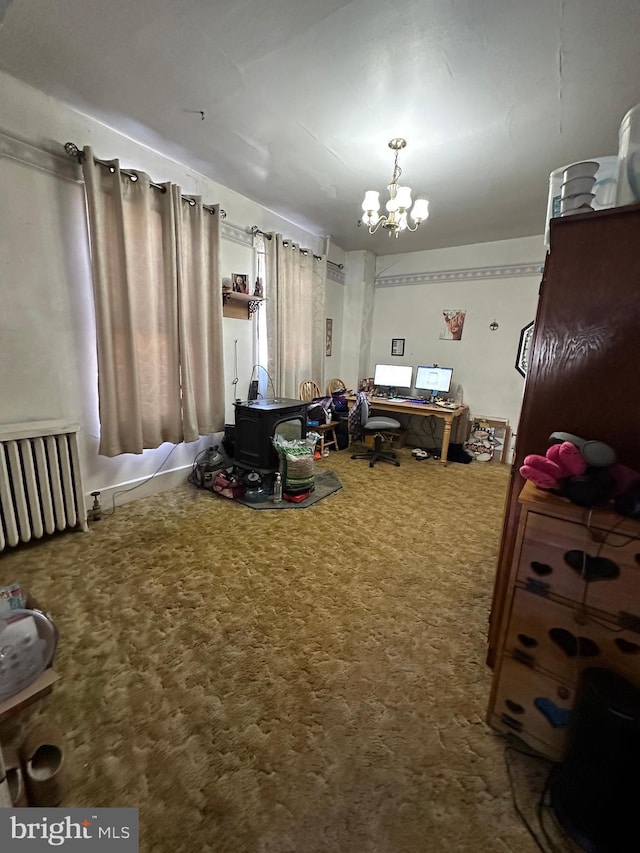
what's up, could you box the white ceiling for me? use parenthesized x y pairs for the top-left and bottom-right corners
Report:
(1, 0), (639, 254)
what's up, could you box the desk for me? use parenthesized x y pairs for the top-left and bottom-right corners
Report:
(347, 396), (467, 466)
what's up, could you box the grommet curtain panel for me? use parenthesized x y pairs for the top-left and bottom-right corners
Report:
(81, 147), (224, 456)
(264, 234), (327, 399)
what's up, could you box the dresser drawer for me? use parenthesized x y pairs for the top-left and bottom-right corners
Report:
(517, 511), (640, 617)
(505, 588), (640, 686)
(489, 655), (574, 760)
(517, 513), (589, 601)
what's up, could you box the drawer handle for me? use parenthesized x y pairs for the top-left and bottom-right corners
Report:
(524, 577), (550, 597)
(512, 647), (535, 667)
(500, 713), (523, 733)
(517, 633), (539, 648)
(505, 699), (525, 715)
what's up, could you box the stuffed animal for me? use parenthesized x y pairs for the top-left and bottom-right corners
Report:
(520, 441), (587, 491)
(520, 434), (622, 507)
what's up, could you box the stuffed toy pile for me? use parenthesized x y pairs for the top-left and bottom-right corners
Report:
(520, 431), (640, 510)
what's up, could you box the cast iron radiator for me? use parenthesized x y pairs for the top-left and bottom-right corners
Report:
(0, 420), (88, 551)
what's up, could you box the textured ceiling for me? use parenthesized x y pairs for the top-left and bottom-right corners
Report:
(1, 0), (639, 254)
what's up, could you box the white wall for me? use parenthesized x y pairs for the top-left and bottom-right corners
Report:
(370, 237), (545, 453)
(0, 71), (335, 509)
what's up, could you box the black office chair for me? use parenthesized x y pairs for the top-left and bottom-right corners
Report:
(350, 394), (401, 467)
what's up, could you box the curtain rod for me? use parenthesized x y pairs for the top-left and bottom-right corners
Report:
(64, 142), (226, 218)
(249, 225), (333, 263)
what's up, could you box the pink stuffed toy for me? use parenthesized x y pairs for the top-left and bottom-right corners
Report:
(520, 441), (586, 490)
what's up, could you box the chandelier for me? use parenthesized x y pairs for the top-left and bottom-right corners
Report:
(359, 138), (429, 237)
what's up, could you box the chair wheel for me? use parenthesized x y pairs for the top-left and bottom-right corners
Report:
(394, 460), (401, 466)
(369, 461), (375, 467)
(351, 454), (357, 459)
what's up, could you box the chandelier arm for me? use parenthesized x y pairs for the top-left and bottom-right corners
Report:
(367, 216), (388, 234)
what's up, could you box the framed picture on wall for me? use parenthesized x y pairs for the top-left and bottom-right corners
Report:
(391, 338), (405, 356)
(326, 318), (333, 356)
(516, 321), (535, 376)
(440, 310), (466, 340)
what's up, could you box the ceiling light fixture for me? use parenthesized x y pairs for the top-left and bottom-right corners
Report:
(359, 138), (429, 237)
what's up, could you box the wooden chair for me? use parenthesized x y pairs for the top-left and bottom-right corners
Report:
(326, 377), (347, 395)
(298, 379), (321, 402)
(298, 379), (339, 456)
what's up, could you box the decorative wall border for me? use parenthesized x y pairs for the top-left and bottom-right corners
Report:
(221, 222), (254, 247)
(327, 264), (345, 285)
(0, 129), (80, 183)
(376, 262), (543, 288)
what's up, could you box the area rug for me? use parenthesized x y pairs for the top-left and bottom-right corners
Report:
(235, 469), (342, 510)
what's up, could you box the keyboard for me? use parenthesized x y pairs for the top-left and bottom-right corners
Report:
(387, 397), (427, 404)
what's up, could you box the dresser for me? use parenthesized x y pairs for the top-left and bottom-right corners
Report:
(487, 480), (640, 760)
(487, 203), (640, 668)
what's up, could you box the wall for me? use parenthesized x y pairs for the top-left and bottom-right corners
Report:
(0, 71), (335, 509)
(370, 237), (545, 454)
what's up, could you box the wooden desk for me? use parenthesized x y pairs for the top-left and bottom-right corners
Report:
(346, 396), (467, 466)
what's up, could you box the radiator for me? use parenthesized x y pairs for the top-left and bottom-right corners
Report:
(0, 420), (88, 551)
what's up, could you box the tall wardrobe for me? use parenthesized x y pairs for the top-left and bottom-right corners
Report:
(487, 202), (640, 667)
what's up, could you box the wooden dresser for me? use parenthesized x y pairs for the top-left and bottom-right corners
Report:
(487, 481), (640, 760)
(487, 203), (640, 669)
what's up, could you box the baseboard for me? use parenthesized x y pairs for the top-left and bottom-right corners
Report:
(85, 465), (192, 514)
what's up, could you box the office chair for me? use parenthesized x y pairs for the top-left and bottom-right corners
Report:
(298, 379), (339, 456)
(350, 394), (401, 467)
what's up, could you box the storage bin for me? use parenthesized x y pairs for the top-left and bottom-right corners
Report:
(615, 104), (640, 205)
(544, 156), (618, 247)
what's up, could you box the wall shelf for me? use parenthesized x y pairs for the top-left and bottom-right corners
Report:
(222, 289), (263, 320)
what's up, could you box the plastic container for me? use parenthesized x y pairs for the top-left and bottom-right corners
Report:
(561, 177), (596, 198)
(563, 161), (599, 182)
(544, 155), (618, 246)
(616, 104), (640, 205)
(561, 193), (595, 213)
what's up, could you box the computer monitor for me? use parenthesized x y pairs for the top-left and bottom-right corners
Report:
(415, 365), (453, 396)
(373, 363), (413, 394)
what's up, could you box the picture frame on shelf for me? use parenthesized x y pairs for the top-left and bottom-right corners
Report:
(232, 273), (249, 294)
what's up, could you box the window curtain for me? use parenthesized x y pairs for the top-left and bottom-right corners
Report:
(264, 235), (327, 399)
(81, 147), (224, 456)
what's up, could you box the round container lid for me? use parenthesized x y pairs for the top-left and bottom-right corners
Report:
(0, 609), (57, 700)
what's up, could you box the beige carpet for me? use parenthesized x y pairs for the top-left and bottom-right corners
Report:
(0, 448), (572, 852)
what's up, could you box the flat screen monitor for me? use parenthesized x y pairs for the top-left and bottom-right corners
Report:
(373, 363), (413, 390)
(415, 365), (453, 394)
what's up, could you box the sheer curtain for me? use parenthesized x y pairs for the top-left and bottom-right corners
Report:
(264, 235), (327, 399)
(82, 147), (224, 456)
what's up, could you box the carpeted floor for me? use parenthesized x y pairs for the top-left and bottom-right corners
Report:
(0, 447), (574, 852)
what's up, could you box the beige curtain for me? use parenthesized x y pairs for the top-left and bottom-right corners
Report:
(173, 188), (225, 441)
(82, 147), (224, 456)
(265, 235), (327, 399)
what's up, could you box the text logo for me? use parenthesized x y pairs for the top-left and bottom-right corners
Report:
(0, 809), (138, 851)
